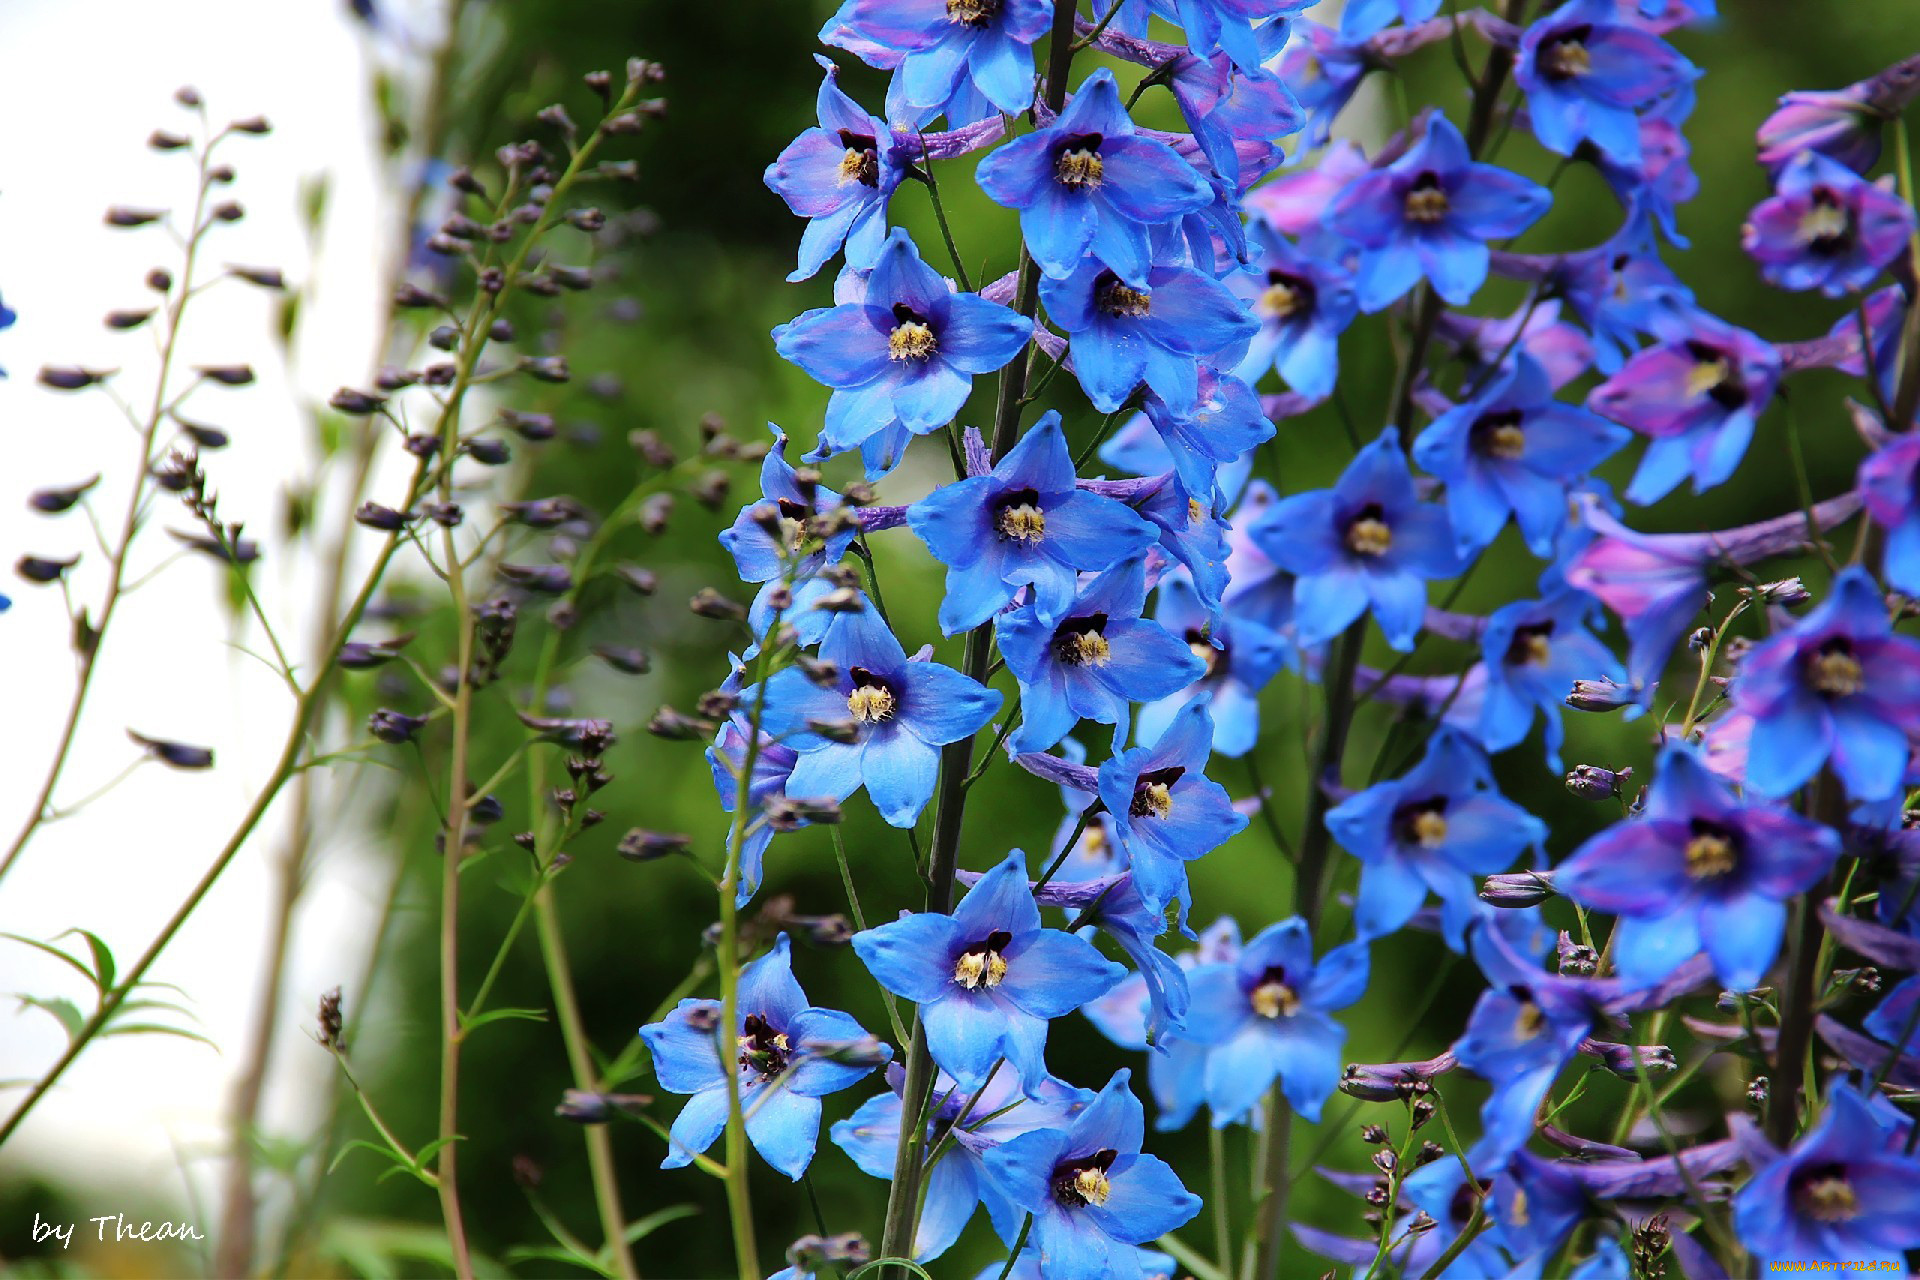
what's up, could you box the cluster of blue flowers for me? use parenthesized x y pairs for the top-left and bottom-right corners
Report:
(647, 3), (1920, 1277)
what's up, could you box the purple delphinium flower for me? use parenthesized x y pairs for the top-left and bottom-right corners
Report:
(1250, 429), (1460, 651)
(760, 605), (1001, 827)
(1742, 150), (1918, 297)
(1412, 353), (1631, 556)
(1859, 431), (1920, 598)
(1587, 307), (1781, 505)
(1327, 113), (1552, 311)
(821, 0), (1053, 127)
(1328, 727), (1545, 946)
(1555, 746), (1839, 990)
(1040, 259), (1256, 415)
(1231, 221), (1357, 402)
(833, 1065), (1092, 1262)
(764, 57), (907, 282)
(1550, 225), (1695, 373)
(639, 934), (887, 1179)
(1514, 0), (1695, 164)
(853, 850), (1127, 1096)
(1184, 918), (1369, 1122)
(1730, 567), (1920, 802)
(1475, 585), (1624, 769)
(1733, 1082), (1920, 1269)
(1280, 21), (1371, 147)
(997, 554), (1203, 754)
(1136, 571), (1287, 758)
(982, 1070), (1202, 1280)
(907, 413), (1159, 634)
(775, 228), (1032, 453)
(1757, 55), (1920, 174)
(976, 67), (1213, 287)
(1096, 697), (1249, 922)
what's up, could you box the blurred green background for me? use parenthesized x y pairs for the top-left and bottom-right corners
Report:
(8, 0), (1914, 1275)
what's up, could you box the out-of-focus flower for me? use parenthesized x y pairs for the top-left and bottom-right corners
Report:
(1742, 150), (1917, 297)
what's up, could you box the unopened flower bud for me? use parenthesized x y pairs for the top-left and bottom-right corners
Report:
(128, 729), (215, 770)
(807, 718), (861, 745)
(1555, 931), (1598, 976)
(647, 706), (713, 741)
(317, 986), (345, 1052)
(38, 366), (113, 391)
(30, 475), (100, 514)
(690, 588), (746, 621)
(228, 115), (272, 135)
(499, 563), (574, 594)
(394, 282), (445, 309)
(1410, 1100), (1435, 1131)
(106, 309), (155, 330)
(106, 206), (166, 228)
(629, 429), (676, 467)
(1565, 764), (1632, 801)
(1687, 626), (1714, 650)
(797, 656), (841, 687)
(149, 129), (191, 151)
(228, 265), (285, 289)
(616, 564), (657, 595)
(590, 645), (651, 675)
(639, 494), (674, 535)
(618, 829), (691, 861)
(554, 1089), (650, 1123)
(195, 364), (255, 386)
(16, 554), (79, 584)
(520, 355), (570, 383)
(1479, 870), (1556, 907)
(354, 502), (412, 532)
(1566, 677), (1634, 712)
(1361, 1124), (1388, 1145)
(803, 1034), (889, 1069)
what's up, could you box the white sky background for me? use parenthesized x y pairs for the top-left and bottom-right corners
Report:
(0, 0), (434, 1240)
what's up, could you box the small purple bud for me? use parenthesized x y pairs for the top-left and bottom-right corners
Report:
(227, 265), (285, 289)
(228, 116), (272, 135)
(194, 364), (255, 387)
(354, 502), (412, 532)
(148, 129), (191, 151)
(647, 706), (714, 741)
(689, 588), (746, 621)
(520, 355), (570, 383)
(368, 709), (429, 744)
(29, 475), (101, 514)
(105, 207), (167, 228)
(516, 712), (615, 751)
(616, 564), (657, 595)
(1566, 677), (1635, 712)
(464, 437), (511, 466)
(801, 1034), (889, 1069)
(1565, 764), (1632, 801)
(106, 309), (155, 331)
(1556, 930), (1598, 976)
(16, 554), (79, 584)
(329, 388), (387, 415)
(1479, 870), (1557, 906)
(498, 563), (573, 594)
(554, 1089), (650, 1123)
(592, 645), (651, 675)
(174, 418), (230, 450)
(128, 729), (214, 770)
(338, 633), (414, 670)
(38, 366), (114, 391)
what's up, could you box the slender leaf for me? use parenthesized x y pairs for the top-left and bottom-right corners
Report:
(16, 994), (87, 1042)
(458, 1005), (549, 1034)
(63, 928), (116, 992)
(2, 934), (96, 986)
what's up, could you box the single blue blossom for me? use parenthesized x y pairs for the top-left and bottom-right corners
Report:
(821, 0), (1053, 127)
(1133, 367), (1274, 505)
(1136, 571), (1287, 758)
(1041, 259), (1256, 415)
(907, 413), (1159, 634)
(1231, 221), (1357, 402)
(764, 58), (907, 281)
(1515, 0), (1696, 164)
(1475, 586), (1624, 768)
(719, 428), (857, 646)
(639, 934), (886, 1179)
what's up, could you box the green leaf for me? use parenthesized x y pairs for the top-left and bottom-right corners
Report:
(327, 1138), (412, 1179)
(458, 1006), (549, 1034)
(617, 1203), (698, 1247)
(17, 995), (87, 1042)
(2, 933), (96, 987)
(98, 1023), (220, 1050)
(61, 928), (115, 992)
(503, 1244), (609, 1276)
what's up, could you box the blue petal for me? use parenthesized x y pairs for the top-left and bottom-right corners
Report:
(745, 1085), (823, 1180)
(855, 911), (964, 1003)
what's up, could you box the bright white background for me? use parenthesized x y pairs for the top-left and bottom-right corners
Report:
(0, 0), (432, 1242)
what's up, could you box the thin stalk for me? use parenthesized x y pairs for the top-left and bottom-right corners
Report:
(994, 1215), (1035, 1280)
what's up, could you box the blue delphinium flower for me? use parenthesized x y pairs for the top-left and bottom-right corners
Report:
(1184, 919), (1368, 1123)
(760, 606), (1001, 826)
(1339, 0), (1441, 41)
(1555, 746), (1839, 990)
(1231, 222), (1358, 403)
(1134, 473), (1235, 621)
(708, 658), (806, 907)
(821, 0), (1053, 127)
(1327, 728), (1545, 946)
(1555, 223), (1695, 374)
(1860, 432), (1920, 598)
(1731, 567), (1920, 802)
(1586, 306), (1781, 506)
(907, 413), (1159, 634)
(1097, 697), (1250, 921)
(1041, 260), (1256, 415)
(718, 428), (856, 645)
(976, 67), (1213, 286)
(833, 1065), (1092, 1261)
(1743, 149), (1918, 297)
(1514, 0), (1696, 164)
(1411, 353), (1630, 556)
(639, 934), (886, 1179)
(1733, 1082), (1920, 1269)
(764, 57), (907, 281)
(982, 1069), (1202, 1280)
(1083, 916), (1240, 1129)
(1133, 367), (1274, 505)
(1475, 586), (1624, 768)
(1135, 571), (1287, 758)
(775, 228), (1032, 454)
(854, 850), (1127, 1094)
(1250, 430), (1460, 651)
(996, 554), (1204, 753)
(1326, 114), (1551, 310)
(1280, 22), (1372, 147)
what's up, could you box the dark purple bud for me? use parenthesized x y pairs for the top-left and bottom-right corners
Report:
(1565, 764), (1632, 801)
(520, 356), (570, 383)
(354, 502), (411, 532)
(499, 409), (556, 441)
(1566, 677), (1634, 712)
(148, 129), (191, 151)
(394, 282), (446, 310)
(402, 434), (440, 459)
(499, 498), (579, 529)
(106, 309), (155, 331)
(16, 554), (79, 584)
(338, 633), (414, 670)
(38, 366), (114, 391)
(329, 387), (386, 415)
(1338, 1052), (1458, 1101)
(617, 829), (690, 862)
(498, 563), (573, 594)
(174, 417), (229, 449)
(464, 437), (511, 466)
(689, 588), (745, 621)
(1582, 1038), (1677, 1077)
(128, 729), (214, 770)
(210, 201), (245, 223)
(194, 364), (255, 386)
(785, 1234), (870, 1273)
(207, 164), (236, 185)
(1556, 931), (1599, 976)
(30, 475), (100, 514)
(105, 207), (167, 228)
(449, 165), (487, 197)
(802, 1034), (889, 1069)
(427, 324), (459, 351)
(1742, 578), (1807, 607)
(567, 207), (606, 232)
(638, 494), (673, 534)
(554, 1089), (650, 1123)
(228, 265), (284, 289)
(228, 115), (271, 135)
(616, 564), (657, 595)
(647, 706), (714, 741)
(629, 430), (675, 467)
(592, 645), (651, 675)
(368, 709), (429, 744)
(1479, 869), (1557, 906)
(146, 268), (174, 292)
(515, 712), (615, 751)
(317, 986), (345, 1052)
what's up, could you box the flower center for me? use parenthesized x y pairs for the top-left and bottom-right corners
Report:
(1511, 990), (1546, 1041)
(953, 930), (1013, 989)
(1054, 614), (1113, 667)
(1808, 638), (1864, 697)
(1542, 29), (1592, 79)
(1131, 766), (1185, 818)
(888, 304), (937, 363)
(775, 497), (812, 554)
(1471, 408), (1527, 460)
(1051, 1150), (1118, 1208)
(1506, 621), (1554, 668)
(1055, 133), (1105, 189)
(946, 0), (998, 25)
(1404, 172), (1450, 224)
(1794, 1166), (1861, 1223)
(846, 667), (897, 723)
(995, 488), (1047, 543)
(1397, 800), (1450, 849)
(737, 1012), (790, 1079)
(1096, 272), (1152, 318)
(1260, 270), (1315, 320)
(1682, 341), (1748, 410)
(1345, 503), (1393, 557)
(836, 129), (879, 187)
(1250, 966), (1301, 1019)
(1187, 496), (1205, 523)
(1185, 627), (1226, 679)
(1684, 819), (1739, 880)
(1799, 189), (1854, 254)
